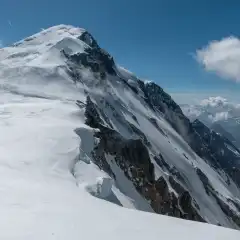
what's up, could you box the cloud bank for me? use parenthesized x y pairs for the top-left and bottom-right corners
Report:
(181, 96), (240, 123)
(200, 96), (228, 107)
(208, 111), (229, 122)
(196, 36), (240, 82)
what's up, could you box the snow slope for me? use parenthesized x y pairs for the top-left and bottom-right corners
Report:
(0, 25), (240, 238)
(0, 92), (239, 240)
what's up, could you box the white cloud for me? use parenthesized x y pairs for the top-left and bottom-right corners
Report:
(181, 96), (240, 123)
(208, 112), (229, 122)
(200, 96), (228, 107)
(196, 36), (240, 82)
(170, 91), (240, 105)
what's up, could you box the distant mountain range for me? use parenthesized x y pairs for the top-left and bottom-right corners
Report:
(181, 97), (240, 149)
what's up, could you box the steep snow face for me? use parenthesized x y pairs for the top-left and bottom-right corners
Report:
(0, 25), (86, 66)
(0, 25), (89, 101)
(0, 25), (240, 238)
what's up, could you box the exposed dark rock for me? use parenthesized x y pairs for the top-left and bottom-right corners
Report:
(149, 117), (167, 136)
(78, 31), (99, 49)
(154, 154), (187, 185)
(65, 64), (82, 83)
(213, 193), (240, 228)
(84, 99), (204, 223)
(154, 154), (172, 172)
(155, 176), (168, 197)
(141, 81), (183, 114)
(196, 168), (214, 195)
(179, 191), (192, 212)
(128, 123), (151, 147)
(179, 191), (205, 222)
(120, 139), (155, 182)
(76, 100), (85, 108)
(64, 33), (116, 77)
(154, 154), (166, 169)
(229, 167), (240, 188)
(85, 96), (103, 128)
(91, 141), (116, 179)
(211, 122), (237, 145)
(88, 118), (203, 222)
(193, 119), (240, 187)
(169, 176), (185, 195)
(227, 198), (240, 212)
(132, 115), (139, 124)
(135, 80), (224, 178)
(84, 96), (113, 128)
(195, 166), (240, 228)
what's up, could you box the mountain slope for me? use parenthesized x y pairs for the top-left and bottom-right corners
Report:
(211, 122), (237, 144)
(0, 25), (240, 238)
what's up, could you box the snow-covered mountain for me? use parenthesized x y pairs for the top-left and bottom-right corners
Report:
(0, 25), (240, 239)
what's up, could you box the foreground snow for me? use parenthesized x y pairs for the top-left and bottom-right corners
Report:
(0, 93), (239, 239)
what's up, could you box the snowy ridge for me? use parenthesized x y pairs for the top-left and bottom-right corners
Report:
(0, 25), (240, 239)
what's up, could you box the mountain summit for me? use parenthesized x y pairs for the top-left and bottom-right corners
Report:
(0, 25), (240, 239)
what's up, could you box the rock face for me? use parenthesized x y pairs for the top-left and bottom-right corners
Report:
(211, 122), (237, 145)
(140, 82), (240, 189)
(63, 30), (116, 79)
(43, 26), (240, 229)
(84, 96), (205, 223)
(192, 119), (240, 187)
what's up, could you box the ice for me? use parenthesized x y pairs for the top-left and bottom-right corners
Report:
(95, 176), (113, 198)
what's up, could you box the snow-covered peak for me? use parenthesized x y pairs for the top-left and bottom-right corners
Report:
(0, 25), (103, 70)
(14, 24), (86, 47)
(0, 25), (240, 238)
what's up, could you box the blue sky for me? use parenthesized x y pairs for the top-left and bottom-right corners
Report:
(1, 0), (240, 102)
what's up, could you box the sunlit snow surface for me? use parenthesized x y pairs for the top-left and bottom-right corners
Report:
(0, 25), (240, 239)
(0, 93), (239, 240)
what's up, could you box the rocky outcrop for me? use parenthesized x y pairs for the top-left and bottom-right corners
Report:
(196, 167), (240, 227)
(83, 97), (204, 223)
(179, 191), (204, 222)
(62, 31), (116, 80)
(154, 154), (186, 184)
(213, 193), (240, 228)
(193, 119), (240, 187)
(196, 168), (214, 195)
(169, 176), (185, 195)
(79, 31), (115, 74)
(138, 81), (183, 114)
(78, 31), (99, 49)
(84, 96), (104, 128)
